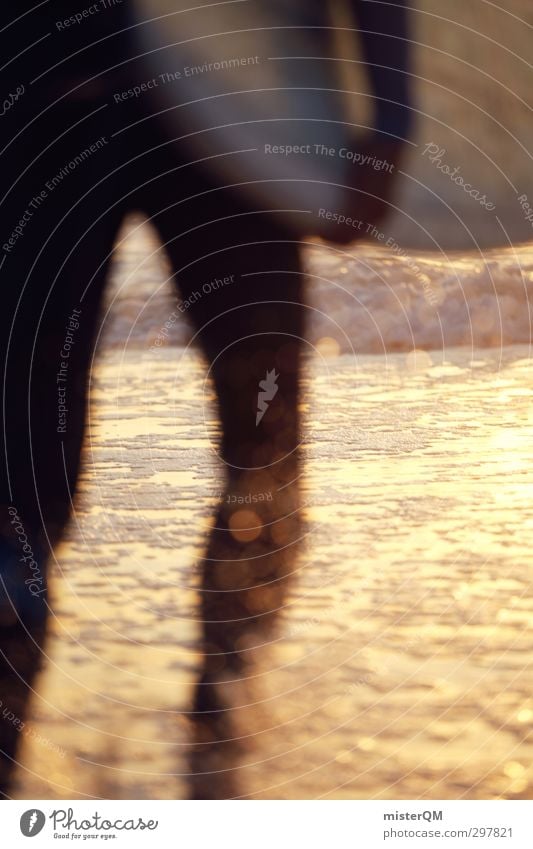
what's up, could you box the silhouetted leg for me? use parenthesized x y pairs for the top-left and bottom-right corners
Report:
(152, 181), (305, 796)
(0, 111), (123, 791)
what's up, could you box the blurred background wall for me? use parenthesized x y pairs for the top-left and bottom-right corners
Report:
(337, 0), (533, 249)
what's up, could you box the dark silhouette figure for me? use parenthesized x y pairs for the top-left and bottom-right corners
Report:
(0, 0), (411, 798)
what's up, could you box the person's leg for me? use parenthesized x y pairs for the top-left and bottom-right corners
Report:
(0, 219), (123, 795)
(0, 103), (125, 605)
(184, 236), (304, 674)
(149, 178), (305, 766)
(0, 101), (124, 793)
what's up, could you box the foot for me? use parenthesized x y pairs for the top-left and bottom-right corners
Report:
(0, 538), (48, 630)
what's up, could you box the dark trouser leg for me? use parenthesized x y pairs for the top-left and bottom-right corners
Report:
(156, 193), (305, 663)
(152, 184), (305, 795)
(190, 248), (304, 680)
(2, 223), (121, 549)
(0, 131), (122, 792)
(1, 95), (124, 586)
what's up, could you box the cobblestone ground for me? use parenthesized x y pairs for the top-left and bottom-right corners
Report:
(11, 340), (532, 800)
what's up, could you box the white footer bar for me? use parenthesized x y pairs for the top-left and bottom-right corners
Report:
(3, 800), (532, 848)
